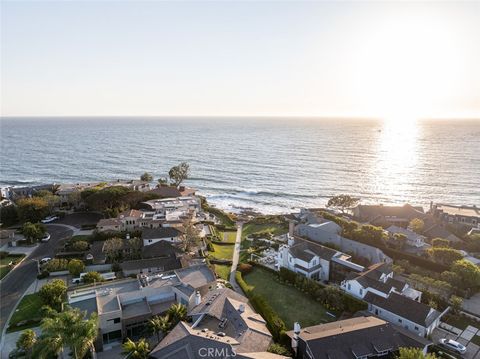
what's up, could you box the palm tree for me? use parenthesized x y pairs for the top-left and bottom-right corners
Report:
(40, 307), (98, 359)
(167, 303), (187, 326)
(149, 315), (171, 343)
(16, 329), (37, 358)
(122, 338), (150, 359)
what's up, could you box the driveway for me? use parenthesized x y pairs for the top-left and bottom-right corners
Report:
(55, 212), (103, 228)
(463, 293), (480, 317)
(431, 327), (480, 359)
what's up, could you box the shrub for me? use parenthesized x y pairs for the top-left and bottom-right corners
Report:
(67, 259), (85, 276)
(238, 263), (253, 274)
(39, 279), (67, 310)
(71, 240), (89, 252)
(44, 258), (69, 272)
(83, 271), (103, 284)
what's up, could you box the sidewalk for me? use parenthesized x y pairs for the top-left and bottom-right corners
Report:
(229, 222), (244, 294)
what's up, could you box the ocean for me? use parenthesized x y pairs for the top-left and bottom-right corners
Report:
(1, 117), (479, 214)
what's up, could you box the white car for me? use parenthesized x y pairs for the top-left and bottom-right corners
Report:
(41, 233), (51, 242)
(439, 339), (467, 354)
(41, 215), (59, 224)
(40, 257), (52, 264)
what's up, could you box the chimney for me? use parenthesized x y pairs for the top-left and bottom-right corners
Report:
(179, 186), (185, 192)
(195, 291), (202, 306)
(238, 304), (245, 313)
(289, 220), (295, 237)
(287, 234), (294, 247)
(292, 322), (301, 354)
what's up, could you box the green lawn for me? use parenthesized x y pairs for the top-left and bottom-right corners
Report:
(242, 223), (288, 239)
(70, 234), (91, 242)
(211, 243), (235, 260)
(244, 267), (336, 328)
(214, 264), (232, 281)
(219, 231), (237, 243)
(8, 293), (44, 332)
(0, 254), (26, 280)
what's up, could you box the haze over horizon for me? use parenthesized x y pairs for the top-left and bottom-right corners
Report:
(1, 1), (480, 120)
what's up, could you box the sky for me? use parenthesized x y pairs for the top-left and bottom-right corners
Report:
(1, 1), (479, 119)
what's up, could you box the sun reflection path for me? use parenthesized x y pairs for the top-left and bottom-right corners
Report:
(372, 118), (421, 202)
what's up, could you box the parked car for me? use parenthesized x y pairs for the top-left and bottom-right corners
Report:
(41, 215), (59, 224)
(41, 233), (51, 242)
(40, 257), (52, 264)
(439, 339), (467, 354)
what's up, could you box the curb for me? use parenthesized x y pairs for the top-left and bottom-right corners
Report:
(0, 248), (35, 283)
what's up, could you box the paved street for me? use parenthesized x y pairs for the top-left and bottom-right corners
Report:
(0, 225), (73, 334)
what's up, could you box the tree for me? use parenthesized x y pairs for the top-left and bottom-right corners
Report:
(353, 224), (385, 246)
(17, 197), (50, 223)
(432, 238), (450, 248)
(140, 172), (153, 182)
(440, 271), (461, 287)
(40, 307), (98, 359)
(39, 279), (67, 311)
(449, 295), (463, 314)
(67, 191), (82, 208)
(392, 233), (407, 250)
(167, 303), (187, 326)
(168, 162), (190, 187)
(72, 240), (89, 252)
(149, 315), (171, 343)
(427, 247), (463, 266)
(16, 329), (37, 358)
(157, 177), (168, 186)
(451, 259), (480, 290)
(122, 338), (150, 359)
(0, 204), (18, 226)
(397, 347), (437, 359)
(409, 218), (425, 234)
(103, 237), (124, 262)
(83, 186), (131, 213)
(22, 222), (47, 244)
(83, 271), (103, 284)
(127, 237), (143, 260)
(268, 343), (291, 356)
(181, 221), (201, 252)
(326, 195), (360, 214)
(67, 259), (85, 276)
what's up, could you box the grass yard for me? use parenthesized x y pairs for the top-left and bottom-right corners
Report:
(8, 293), (44, 332)
(211, 243), (235, 260)
(70, 234), (91, 242)
(244, 267), (336, 328)
(471, 335), (480, 347)
(219, 231), (237, 243)
(242, 223), (288, 239)
(214, 264), (232, 281)
(0, 254), (25, 280)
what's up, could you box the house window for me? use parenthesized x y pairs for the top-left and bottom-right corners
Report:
(398, 319), (402, 323)
(415, 326), (419, 330)
(347, 284), (351, 290)
(359, 288), (363, 296)
(107, 317), (121, 324)
(148, 239), (152, 243)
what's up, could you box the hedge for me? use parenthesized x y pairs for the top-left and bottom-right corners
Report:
(382, 247), (449, 273)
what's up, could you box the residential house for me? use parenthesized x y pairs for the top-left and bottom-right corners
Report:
(140, 196), (201, 221)
(68, 264), (216, 350)
(120, 257), (183, 276)
(386, 225), (427, 248)
(340, 262), (422, 302)
(296, 221), (391, 264)
(364, 292), (446, 337)
(142, 227), (182, 246)
(430, 203), (480, 229)
(277, 235), (364, 283)
(287, 316), (431, 359)
(118, 209), (145, 231)
(150, 288), (282, 359)
(352, 204), (425, 227)
(96, 218), (123, 232)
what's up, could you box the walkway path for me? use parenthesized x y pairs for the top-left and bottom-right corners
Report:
(229, 222), (243, 293)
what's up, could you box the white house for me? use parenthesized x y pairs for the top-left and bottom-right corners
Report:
(340, 262), (422, 302)
(142, 227), (182, 246)
(277, 235), (364, 282)
(386, 225), (426, 248)
(365, 292), (446, 337)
